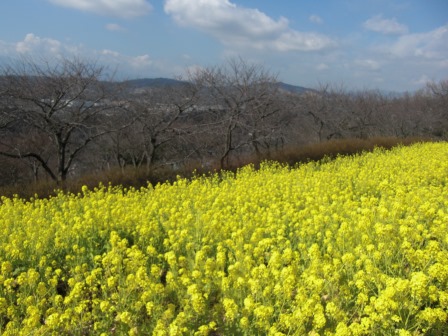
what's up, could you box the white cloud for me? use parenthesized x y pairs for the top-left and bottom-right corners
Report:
(97, 49), (156, 73)
(47, 0), (152, 18)
(354, 59), (381, 71)
(273, 31), (335, 52)
(309, 15), (323, 24)
(101, 49), (121, 57)
(1, 34), (162, 79)
(0, 41), (11, 55)
(130, 54), (152, 68)
(99, 49), (152, 67)
(316, 63), (329, 71)
(184, 64), (205, 76)
(165, 0), (288, 37)
(437, 59), (448, 68)
(385, 24), (448, 59)
(15, 33), (64, 55)
(106, 23), (126, 32)
(363, 15), (408, 35)
(413, 74), (432, 86)
(164, 0), (335, 52)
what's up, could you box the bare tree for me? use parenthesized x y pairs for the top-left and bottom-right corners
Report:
(0, 56), (125, 183)
(347, 90), (387, 139)
(109, 80), (200, 172)
(425, 79), (448, 138)
(426, 79), (448, 102)
(297, 84), (352, 142)
(188, 57), (283, 168)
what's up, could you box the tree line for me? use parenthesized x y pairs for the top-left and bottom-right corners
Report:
(0, 56), (447, 187)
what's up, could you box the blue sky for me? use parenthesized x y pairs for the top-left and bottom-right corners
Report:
(0, 0), (447, 91)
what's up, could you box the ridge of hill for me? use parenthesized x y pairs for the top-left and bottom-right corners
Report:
(121, 77), (312, 93)
(122, 77), (188, 89)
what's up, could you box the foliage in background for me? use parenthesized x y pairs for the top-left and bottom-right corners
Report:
(1, 57), (448, 192)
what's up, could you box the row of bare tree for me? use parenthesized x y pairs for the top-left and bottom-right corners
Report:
(0, 56), (447, 186)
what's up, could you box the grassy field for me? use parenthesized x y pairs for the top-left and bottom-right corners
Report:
(0, 142), (447, 335)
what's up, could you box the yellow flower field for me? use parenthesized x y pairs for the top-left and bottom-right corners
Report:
(1, 142), (447, 335)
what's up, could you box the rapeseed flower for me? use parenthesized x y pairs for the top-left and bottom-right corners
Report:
(0, 142), (447, 334)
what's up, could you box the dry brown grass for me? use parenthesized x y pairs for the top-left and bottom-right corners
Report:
(268, 136), (433, 166)
(0, 136), (435, 200)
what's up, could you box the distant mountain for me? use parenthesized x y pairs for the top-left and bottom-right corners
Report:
(122, 77), (187, 89)
(278, 82), (312, 94)
(121, 77), (313, 94)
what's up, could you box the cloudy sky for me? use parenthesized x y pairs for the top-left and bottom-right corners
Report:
(1, 0), (447, 91)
